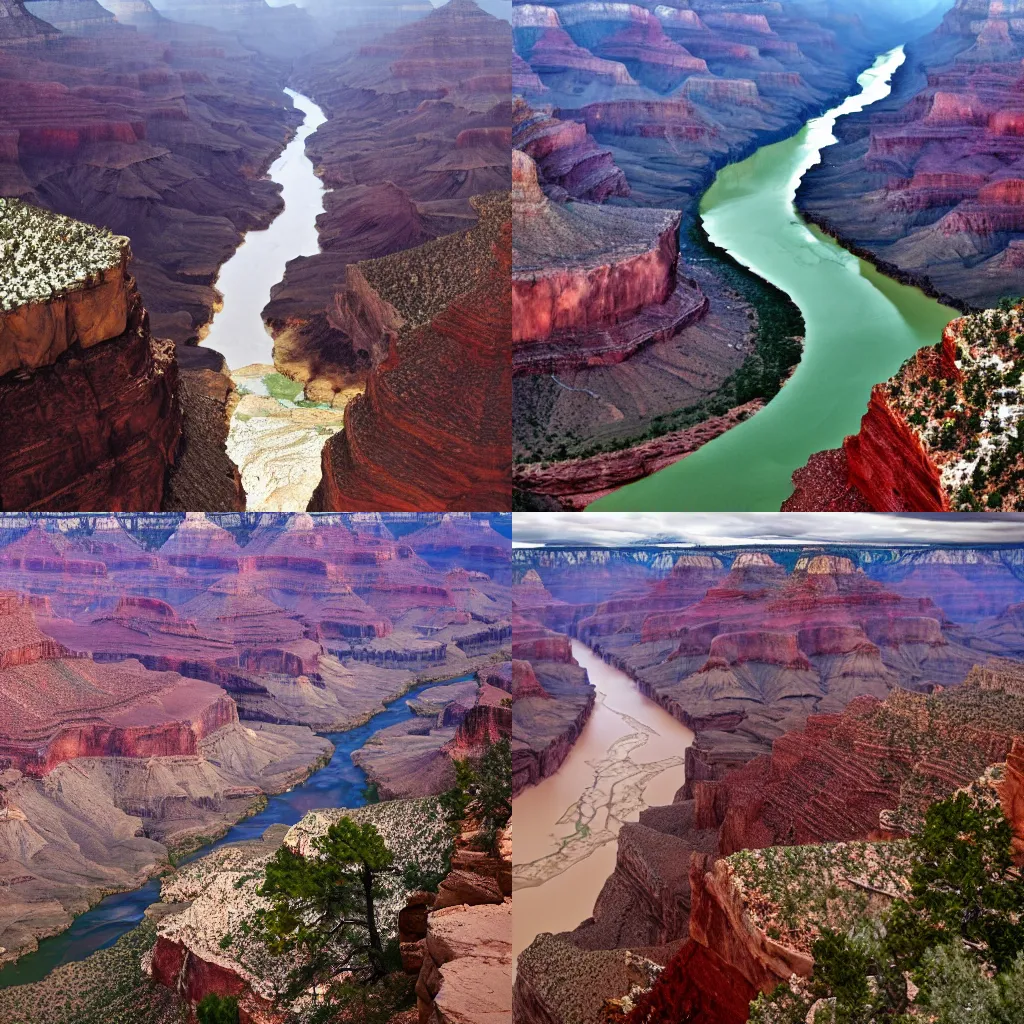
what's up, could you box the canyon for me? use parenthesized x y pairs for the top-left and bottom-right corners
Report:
(309, 193), (513, 512)
(270, 0), (512, 402)
(1, 0), (513, 512)
(797, 0), (1024, 313)
(511, 0), (929, 509)
(0, 511), (511, 980)
(511, 542), (1024, 1023)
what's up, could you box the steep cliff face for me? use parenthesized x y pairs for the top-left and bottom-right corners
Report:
(514, 0), (884, 210)
(0, 204), (181, 511)
(511, 611), (595, 795)
(413, 825), (512, 1024)
(513, 149), (709, 375)
(352, 671), (512, 800)
(798, 0), (1024, 310)
(786, 303), (1024, 512)
(536, 548), (980, 792)
(308, 193), (511, 512)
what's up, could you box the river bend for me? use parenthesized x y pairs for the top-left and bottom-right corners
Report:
(0, 676), (462, 990)
(591, 47), (957, 512)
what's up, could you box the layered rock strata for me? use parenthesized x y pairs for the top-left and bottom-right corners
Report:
(27, 513), (512, 731)
(0, 207), (181, 511)
(798, 0), (1024, 311)
(0, 0), (58, 45)
(308, 193), (512, 512)
(413, 824), (512, 1024)
(513, 150), (708, 374)
(512, 97), (629, 203)
(352, 670), (512, 800)
(270, 0), (512, 400)
(0, 13), (300, 347)
(517, 548), (983, 786)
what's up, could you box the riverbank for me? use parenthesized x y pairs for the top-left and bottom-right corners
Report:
(186, 86), (339, 513)
(590, 47), (958, 512)
(513, 640), (693, 962)
(0, 675), (457, 990)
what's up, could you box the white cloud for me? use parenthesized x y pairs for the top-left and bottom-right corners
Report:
(513, 513), (1024, 547)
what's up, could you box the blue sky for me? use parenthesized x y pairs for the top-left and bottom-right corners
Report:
(513, 514), (1024, 548)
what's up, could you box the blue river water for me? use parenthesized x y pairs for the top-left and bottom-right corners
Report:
(0, 675), (464, 989)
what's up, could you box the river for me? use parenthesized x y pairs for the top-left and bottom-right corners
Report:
(0, 675), (465, 990)
(590, 47), (958, 512)
(512, 641), (694, 962)
(201, 87), (348, 512)
(204, 87), (325, 371)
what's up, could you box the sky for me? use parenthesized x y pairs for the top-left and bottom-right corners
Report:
(513, 514), (1024, 548)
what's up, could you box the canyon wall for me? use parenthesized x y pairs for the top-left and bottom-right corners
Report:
(309, 193), (512, 512)
(798, 0), (1024, 310)
(0, 225), (182, 511)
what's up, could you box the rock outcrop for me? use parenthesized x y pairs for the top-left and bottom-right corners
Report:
(513, 150), (708, 374)
(352, 669), (512, 800)
(0, 11), (300, 347)
(413, 824), (512, 1024)
(148, 798), (468, 1022)
(512, 98), (629, 203)
(785, 301), (1024, 511)
(308, 193), (512, 512)
(0, 205), (181, 511)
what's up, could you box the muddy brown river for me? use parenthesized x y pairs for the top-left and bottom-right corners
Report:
(513, 640), (694, 961)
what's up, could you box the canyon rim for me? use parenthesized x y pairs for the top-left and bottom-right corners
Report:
(512, 511), (1024, 1024)
(0, 510), (513, 1024)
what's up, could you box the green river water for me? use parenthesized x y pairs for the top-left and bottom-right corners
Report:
(590, 46), (958, 512)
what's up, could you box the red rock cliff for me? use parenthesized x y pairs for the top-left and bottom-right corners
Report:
(0, 231), (182, 511)
(309, 193), (511, 512)
(843, 389), (949, 512)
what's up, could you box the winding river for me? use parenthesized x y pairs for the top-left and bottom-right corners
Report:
(590, 47), (958, 512)
(0, 675), (464, 990)
(513, 641), (693, 962)
(202, 87), (348, 512)
(204, 88), (325, 371)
